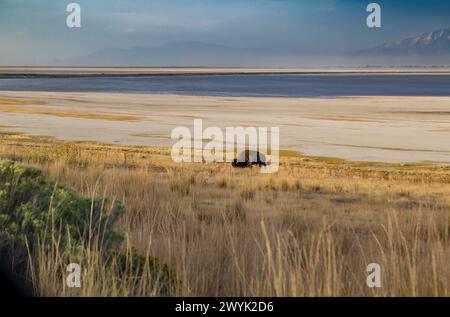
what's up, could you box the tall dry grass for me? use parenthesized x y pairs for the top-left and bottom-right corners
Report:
(1, 134), (450, 296)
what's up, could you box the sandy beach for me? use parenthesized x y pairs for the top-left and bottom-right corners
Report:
(1, 91), (450, 164)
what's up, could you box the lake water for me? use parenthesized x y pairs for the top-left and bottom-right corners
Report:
(1, 74), (450, 97)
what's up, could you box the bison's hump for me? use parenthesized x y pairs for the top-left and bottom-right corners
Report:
(237, 150), (266, 163)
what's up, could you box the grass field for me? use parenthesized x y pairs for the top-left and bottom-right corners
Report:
(1, 132), (450, 296)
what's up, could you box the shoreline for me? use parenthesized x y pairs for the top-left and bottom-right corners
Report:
(2, 132), (449, 172)
(1, 66), (450, 78)
(1, 91), (450, 164)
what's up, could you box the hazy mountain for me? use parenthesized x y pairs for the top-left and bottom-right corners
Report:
(60, 41), (345, 67)
(61, 29), (450, 67)
(62, 41), (286, 67)
(360, 28), (450, 55)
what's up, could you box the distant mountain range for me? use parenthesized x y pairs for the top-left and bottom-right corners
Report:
(62, 41), (283, 67)
(62, 28), (450, 66)
(359, 27), (450, 55)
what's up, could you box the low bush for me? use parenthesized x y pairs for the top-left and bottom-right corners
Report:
(0, 160), (176, 296)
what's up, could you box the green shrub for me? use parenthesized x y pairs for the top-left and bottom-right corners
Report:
(0, 160), (178, 295)
(0, 160), (124, 263)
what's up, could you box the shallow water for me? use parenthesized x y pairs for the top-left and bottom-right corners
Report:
(1, 74), (450, 97)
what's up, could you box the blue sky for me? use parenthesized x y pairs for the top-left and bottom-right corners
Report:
(1, 0), (449, 65)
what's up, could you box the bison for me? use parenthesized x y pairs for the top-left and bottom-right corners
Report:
(232, 150), (267, 168)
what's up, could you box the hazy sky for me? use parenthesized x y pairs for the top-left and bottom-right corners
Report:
(1, 0), (449, 65)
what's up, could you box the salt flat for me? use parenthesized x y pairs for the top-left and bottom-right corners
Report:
(1, 91), (450, 163)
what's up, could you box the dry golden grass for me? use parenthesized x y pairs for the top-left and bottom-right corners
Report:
(1, 133), (450, 296)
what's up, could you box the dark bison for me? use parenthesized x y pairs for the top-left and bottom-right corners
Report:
(232, 150), (267, 168)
